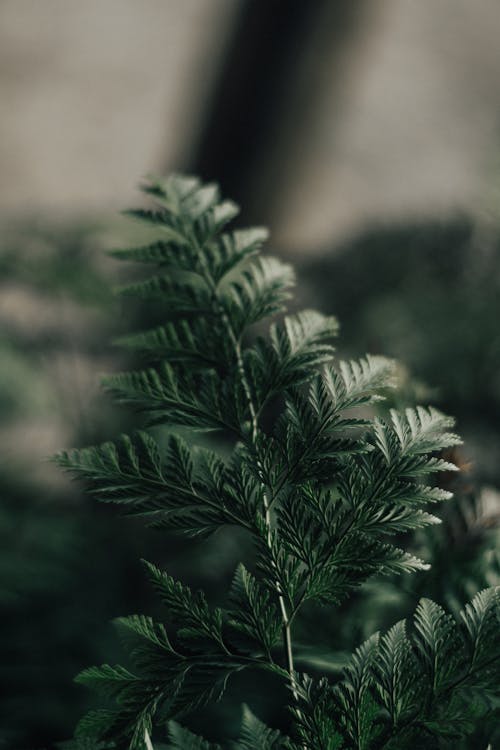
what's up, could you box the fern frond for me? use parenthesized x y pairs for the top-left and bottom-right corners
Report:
(292, 676), (344, 750)
(414, 598), (464, 693)
(62, 174), (498, 750)
(371, 407), (462, 474)
(335, 634), (381, 749)
(114, 614), (175, 674)
(115, 317), (227, 368)
(205, 227), (270, 285)
(233, 704), (288, 749)
(461, 587), (500, 671)
(227, 564), (282, 657)
(74, 562), (274, 746)
(391, 406), (462, 455)
(75, 664), (143, 700)
(246, 310), (338, 408)
(321, 587), (500, 748)
(223, 256), (295, 333)
(166, 721), (220, 750)
(324, 354), (398, 411)
(109, 236), (193, 267)
(116, 276), (213, 313)
(56, 432), (253, 537)
(74, 709), (125, 745)
(271, 356), (395, 487)
(142, 560), (226, 652)
(163, 707), (288, 750)
(101, 364), (242, 432)
(374, 620), (420, 726)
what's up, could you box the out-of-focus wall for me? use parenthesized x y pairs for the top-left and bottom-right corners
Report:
(1, 1), (500, 240)
(0, 0), (238, 215)
(249, 0), (500, 251)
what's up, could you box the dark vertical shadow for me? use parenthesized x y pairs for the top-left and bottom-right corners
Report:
(186, 0), (371, 228)
(188, 0), (328, 207)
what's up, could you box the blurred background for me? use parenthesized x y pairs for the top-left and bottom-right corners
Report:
(1, 1), (500, 747)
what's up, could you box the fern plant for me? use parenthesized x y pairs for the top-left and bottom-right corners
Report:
(57, 175), (500, 749)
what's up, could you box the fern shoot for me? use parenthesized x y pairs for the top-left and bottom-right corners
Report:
(57, 175), (500, 749)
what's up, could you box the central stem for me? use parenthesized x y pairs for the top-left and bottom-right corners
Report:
(190, 228), (299, 702)
(224, 313), (299, 702)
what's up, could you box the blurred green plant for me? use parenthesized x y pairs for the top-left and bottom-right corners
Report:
(302, 219), (500, 486)
(57, 176), (500, 749)
(0, 220), (156, 749)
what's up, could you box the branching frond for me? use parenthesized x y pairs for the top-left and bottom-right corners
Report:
(292, 676), (344, 750)
(55, 432), (252, 537)
(101, 364), (243, 432)
(227, 564), (282, 657)
(271, 356), (396, 487)
(233, 704), (289, 749)
(246, 310), (339, 409)
(142, 560), (226, 651)
(373, 407), (462, 472)
(166, 721), (221, 750)
(62, 174), (497, 750)
(74, 560), (274, 749)
(315, 587), (500, 749)
(162, 706), (289, 750)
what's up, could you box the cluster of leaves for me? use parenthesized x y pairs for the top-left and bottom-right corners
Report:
(57, 175), (500, 749)
(293, 587), (500, 749)
(302, 218), (500, 487)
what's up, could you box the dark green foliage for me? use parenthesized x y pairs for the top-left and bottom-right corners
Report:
(57, 175), (500, 749)
(227, 564), (282, 657)
(292, 587), (500, 749)
(302, 219), (500, 486)
(0, 219), (151, 748)
(162, 704), (289, 750)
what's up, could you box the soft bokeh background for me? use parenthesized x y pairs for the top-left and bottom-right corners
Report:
(1, 2), (500, 747)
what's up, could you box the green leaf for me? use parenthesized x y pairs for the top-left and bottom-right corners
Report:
(374, 620), (420, 726)
(116, 275), (212, 311)
(233, 704), (288, 749)
(142, 560), (226, 652)
(114, 614), (175, 674)
(223, 256), (295, 332)
(336, 634), (381, 750)
(110, 235), (192, 265)
(207, 227), (269, 284)
(246, 310), (338, 408)
(460, 587), (500, 670)
(272, 357), (395, 487)
(75, 664), (142, 699)
(293, 676), (345, 750)
(166, 721), (220, 750)
(414, 598), (464, 694)
(328, 589), (500, 747)
(227, 564), (282, 656)
(56, 432), (250, 536)
(115, 317), (228, 368)
(323, 354), (397, 411)
(389, 406), (462, 458)
(101, 364), (240, 432)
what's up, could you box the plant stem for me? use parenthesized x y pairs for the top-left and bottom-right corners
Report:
(189, 228), (300, 702)
(144, 729), (154, 750)
(223, 313), (300, 703)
